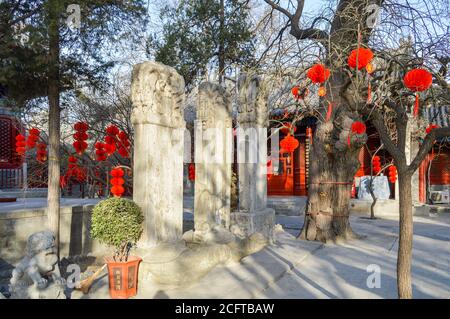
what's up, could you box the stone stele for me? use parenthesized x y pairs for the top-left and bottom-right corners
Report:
(131, 61), (186, 247)
(231, 73), (275, 241)
(194, 82), (233, 233)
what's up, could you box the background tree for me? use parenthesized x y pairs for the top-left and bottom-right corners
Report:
(0, 0), (147, 253)
(260, 0), (449, 298)
(148, 0), (255, 89)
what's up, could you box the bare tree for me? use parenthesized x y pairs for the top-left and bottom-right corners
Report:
(258, 0), (449, 298)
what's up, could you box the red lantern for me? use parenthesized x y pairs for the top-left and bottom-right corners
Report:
(26, 128), (40, 150)
(188, 163), (195, 181)
(36, 143), (47, 163)
(74, 122), (89, 132)
(110, 167), (125, 197)
(351, 121), (366, 134)
(388, 165), (397, 183)
(425, 124), (439, 134)
(68, 156), (77, 163)
(292, 86), (299, 98)
(117, 131), (130, 158)
(403, 68), (433, 117)
(307, 64), (330, 84)
(73, 122), (89, 155)
(106, 125), (119, 136)
(111, 167), (125, 178)
(348, 121), (366, 147)
(15, 134), (26, 155)
(95, 142), (107, 161)
(348, 48), (374, 70)
(307, 64), (330, 97)
(280, 134), (299, 153)
(104, 125), (120, 156)
(372, 156), (381, 174)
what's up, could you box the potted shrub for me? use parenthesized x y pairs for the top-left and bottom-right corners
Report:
(91, 197), (144, 299)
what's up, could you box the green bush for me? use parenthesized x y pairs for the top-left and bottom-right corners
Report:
(91, 197), (144, 261)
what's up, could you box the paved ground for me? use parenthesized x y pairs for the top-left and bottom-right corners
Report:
(1, 196), (449, 299)
(69, 213), (450, 299)
(256, 215), (450, 298)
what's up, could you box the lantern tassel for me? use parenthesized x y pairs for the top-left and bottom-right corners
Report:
(413, 93), (420, 117)
(367, 81), (372, 103)
(326, 102), (333, 121)
(347, 132), (352, 148)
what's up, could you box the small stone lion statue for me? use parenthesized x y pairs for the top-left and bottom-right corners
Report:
(9, 231), (66, 299)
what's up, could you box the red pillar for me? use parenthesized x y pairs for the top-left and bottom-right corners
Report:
(419, 153), (431, 204)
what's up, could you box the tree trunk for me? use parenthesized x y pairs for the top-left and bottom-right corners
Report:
(397, 172), (413, 298)
(218, 0), (225, 84)
(298, 107), (367, 242)
(47, 9), (61, 255)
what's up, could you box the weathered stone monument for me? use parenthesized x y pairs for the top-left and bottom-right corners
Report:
(131, 61), (186, 247)
(193, 82), (233, 234)
(231, 74), (275, 240)
(9, 231), (66, 299)
(358, 175), (391, 200)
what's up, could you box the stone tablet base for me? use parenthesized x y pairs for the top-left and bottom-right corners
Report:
(230, 208), (275, 241)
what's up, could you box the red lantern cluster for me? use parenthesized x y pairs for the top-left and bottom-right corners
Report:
(280, 134), (299, 153)
(15, 134), (26, 155)
(388, 165), (397, 183)
(188, 163), (195, 181)
(105, 125), (119, 156)
(307, 64), (330, 97)
(26, 128), (40, 150)
(73, 122), (89, 155)
(117, 131), (130, 158)
(110, 167), (125, 197)
(351, 121), (367, 134)
(403, 68), (433, 117)
(425, 124), (439, 134)
(36, 143), (47, 163)
(61, 155), (86, 186)
(372, 156), (381, 174)
(95, 142), (107, 162)
(348, 48), (374, 70)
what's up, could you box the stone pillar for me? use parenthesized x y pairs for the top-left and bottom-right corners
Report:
(231, 74), (275, 240)
(131, 61), (186, 247)
(194, 82), (233, 231)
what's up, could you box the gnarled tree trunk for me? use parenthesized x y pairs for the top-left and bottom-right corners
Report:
(299, 106), (367, 242)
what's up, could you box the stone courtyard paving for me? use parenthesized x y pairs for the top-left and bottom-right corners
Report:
(71, 213), (450, 299)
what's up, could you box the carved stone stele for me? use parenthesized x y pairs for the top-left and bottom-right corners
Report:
(131, 61), (185, 129)
(194, 82), (232, 233)
(131, 61), (186, 247)
(232, 73), (275, 241)
(237, 73), (268, 126)
(197, 82), (232, 130)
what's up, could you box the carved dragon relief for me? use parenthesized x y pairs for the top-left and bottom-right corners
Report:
(131, 61), (185, 129)
(197, 82), (232, 130)
(237, 73), (268, 127)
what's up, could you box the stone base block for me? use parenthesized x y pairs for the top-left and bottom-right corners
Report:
(230, 208), (275, 241)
